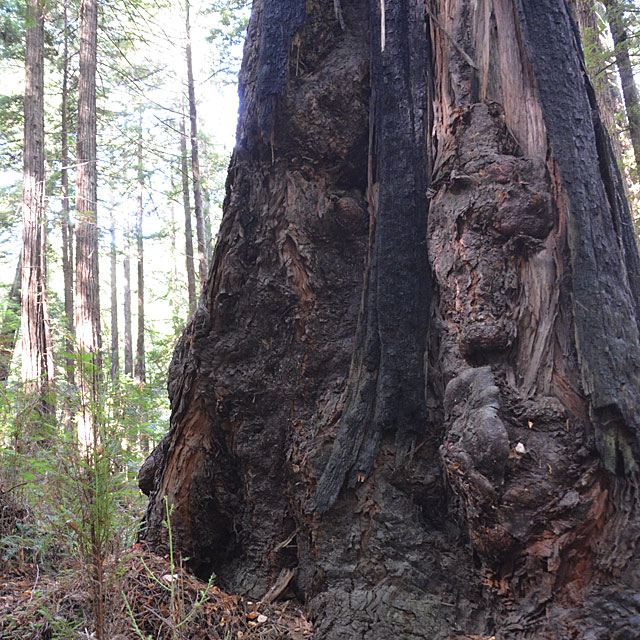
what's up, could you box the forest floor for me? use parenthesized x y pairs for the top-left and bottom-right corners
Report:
(0, 492), (312, 640)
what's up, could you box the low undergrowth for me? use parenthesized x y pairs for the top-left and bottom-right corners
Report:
(0, 543), (312, 639)
(0, 444), (312, 640)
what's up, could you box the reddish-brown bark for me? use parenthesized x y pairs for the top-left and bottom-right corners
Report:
(75, 0), (101, 451)
(22, 0), (54, 421)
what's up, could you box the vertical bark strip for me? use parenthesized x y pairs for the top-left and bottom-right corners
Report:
(185, 0), (207, 289)
(22, 0), (54, 421)
(180, 113), (197, 314)
(75, 0), (101, 450)
(313, 0), (431, 512)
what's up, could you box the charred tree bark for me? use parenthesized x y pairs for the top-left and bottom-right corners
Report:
(204, 188), (213, 264)
(141, 1), (640, 638)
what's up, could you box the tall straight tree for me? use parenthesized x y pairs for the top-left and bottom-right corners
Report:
(109, 212), (118, 382)
(134, 128), (145, 386)
(141, 1), (640, 637)
(123, 229), (133, 377)
(180, 111), (196, 314)
(60, 0), (74, 385)
(22, 0), (54, 424)
(74, 0), (101, 451)
(185, 0), (207, 289)
(603, 0), (640, 171)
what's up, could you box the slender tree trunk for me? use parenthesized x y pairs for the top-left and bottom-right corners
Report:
(74, 0), (101, 453)
(203, 188), (213, 263)
(109, 213), (118, 383)
(134, 132), (146, 387)
(0, 257), (22, 382)
(123, 231), (133, 377)
(169, 169), (182, 333)
(185, 0), (207, 289)
(60, 0), (74, 385)
(135, 131), (147, 453)
(180, 112), (197, 314)
(141, 2), (640, 638)
(603, 0), (640, 171)
(22, 0), (54, 430)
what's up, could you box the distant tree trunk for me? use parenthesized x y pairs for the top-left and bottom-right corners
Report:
(123, 231), (133, 377)
(74, 0), (101, 452)
(109, 213), (118, 383)
(141, 2), (640, 638)
(134, 132), (146, 387)
(135, 132), (147, 453)
(169, 177), (181, 333)
(185, 0), (207, 289)
(180, 112), (197, 314)
(603, 0), (640, 171)
(60, 0), (74, 385)
(22, 0), (54, 425)
(203, 188), (213, 263)
(0, 258), (22, 382)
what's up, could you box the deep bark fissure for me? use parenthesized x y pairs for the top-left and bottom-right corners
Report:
(314, 1), (431, 513)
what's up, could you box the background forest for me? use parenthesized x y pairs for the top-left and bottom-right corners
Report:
(1, 0), (640, 638)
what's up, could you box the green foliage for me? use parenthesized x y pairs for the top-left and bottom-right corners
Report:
(0, 0), (24, 61)
(206, 0), (251, 81)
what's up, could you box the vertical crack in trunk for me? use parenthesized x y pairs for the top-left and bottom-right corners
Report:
(313, 1), (431, 513)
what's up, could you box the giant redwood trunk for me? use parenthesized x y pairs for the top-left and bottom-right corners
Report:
(141, 1), (640, 637)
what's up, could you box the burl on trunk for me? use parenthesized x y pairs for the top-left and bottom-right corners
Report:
(140, 1), (640, 637)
